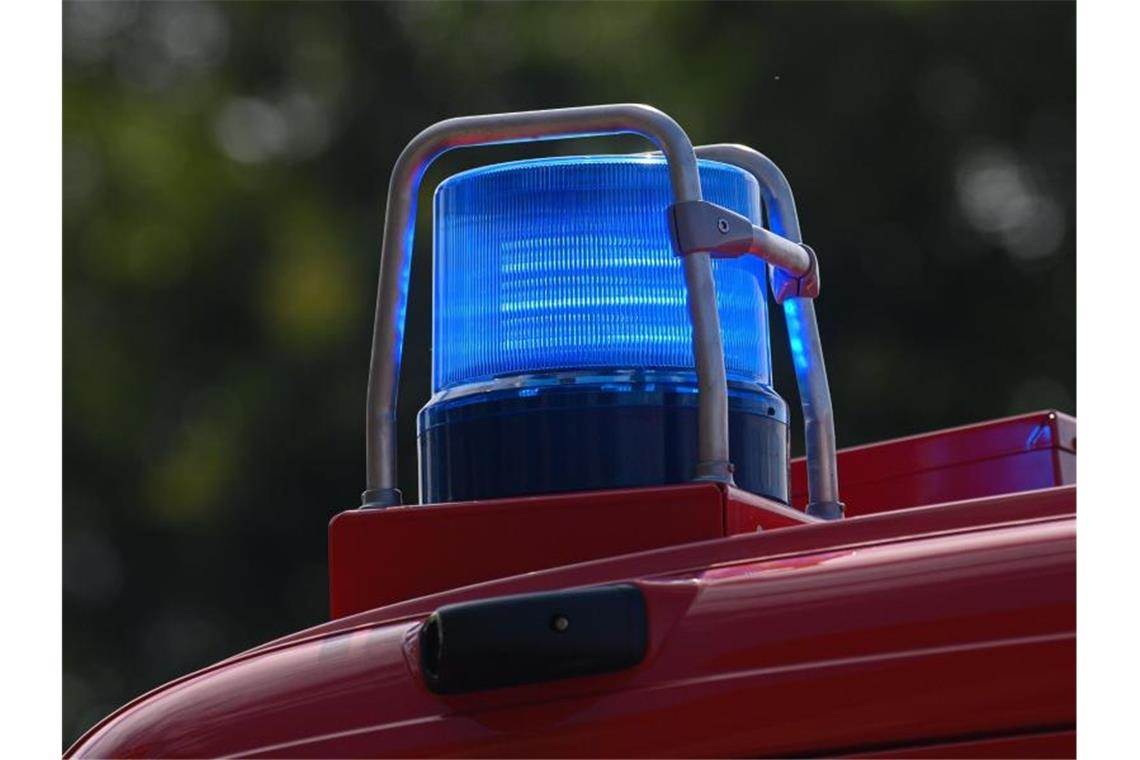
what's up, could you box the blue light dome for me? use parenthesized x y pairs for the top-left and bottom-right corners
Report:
(431, 155), (770, 393)
(418, 154), (788, 506)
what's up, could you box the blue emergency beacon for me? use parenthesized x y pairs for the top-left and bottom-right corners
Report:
(417, 156), (789, 504)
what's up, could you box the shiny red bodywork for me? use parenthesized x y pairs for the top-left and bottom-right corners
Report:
(330, 482), (814, 618)
(67, 412), (1076, 758)
(790, 410), (1076, 515)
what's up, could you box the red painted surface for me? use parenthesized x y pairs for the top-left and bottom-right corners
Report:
(329, 482), (815, 618)
(845, 729), (1076, 758)
(68, 412), (1078, 758)
(724, 485), (818, 534)
(329, 411), (1076, 619)
(68, 483), (1075, 758)
(791, 410), (1076, 515)
(272, 484), (1074, 651)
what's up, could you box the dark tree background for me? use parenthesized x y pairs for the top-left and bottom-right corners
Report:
(62, 0), (1075, 747)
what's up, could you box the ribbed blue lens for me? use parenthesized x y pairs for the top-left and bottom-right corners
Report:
(431, 156), (769, 393)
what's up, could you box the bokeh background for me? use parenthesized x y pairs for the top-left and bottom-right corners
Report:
(62, 0), (1075, 747)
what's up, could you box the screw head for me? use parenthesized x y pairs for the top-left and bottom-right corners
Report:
(717, 217), (730, 234)
(550, 614), (570, 633)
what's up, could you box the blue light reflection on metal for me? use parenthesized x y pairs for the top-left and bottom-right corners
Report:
(393, 211), (417, 366)
(431, 156), (769, 393)
(760, 174), (812, 376)
(1026, 423), (1053, 449)
(783, 298), (810, 373)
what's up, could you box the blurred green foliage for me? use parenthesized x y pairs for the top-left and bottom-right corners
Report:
(62, 0), (1074, 748)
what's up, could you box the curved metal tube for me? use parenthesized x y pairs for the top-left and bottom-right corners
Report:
(693, 144), (843, 518)
(363, 104), (734, 507)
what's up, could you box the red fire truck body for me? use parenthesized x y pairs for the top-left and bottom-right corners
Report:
(67, 411), (1075, 758)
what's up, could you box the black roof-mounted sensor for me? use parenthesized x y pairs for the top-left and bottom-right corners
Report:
(420, 584), (647, 695)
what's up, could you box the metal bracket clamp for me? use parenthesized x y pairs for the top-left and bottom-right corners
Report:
(771, 244), (820, 303)
(667, 199), (820, 304)
(363, 104), (737, 508)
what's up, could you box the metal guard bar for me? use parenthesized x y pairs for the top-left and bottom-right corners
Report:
(363, 104), (734, 508)
(693, 144), (843, 519)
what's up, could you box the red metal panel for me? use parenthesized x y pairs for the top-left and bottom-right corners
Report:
(331, 412), (1079, 620)
(833, 450), (1062, 517)
(328, 483), (727, 618)
(791, 410), (1076, 514)
(844, 729), (1075, 758)
(70, 412), (1079, 759)
(69, 510), (1075, 759)
(329, 482), (820, 619)
(291, 485), (1073, 650)
(724, 485), (819, 534)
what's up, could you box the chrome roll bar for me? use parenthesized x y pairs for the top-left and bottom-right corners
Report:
(362, 104), (733, 507)
(362, 107), (843, 520)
